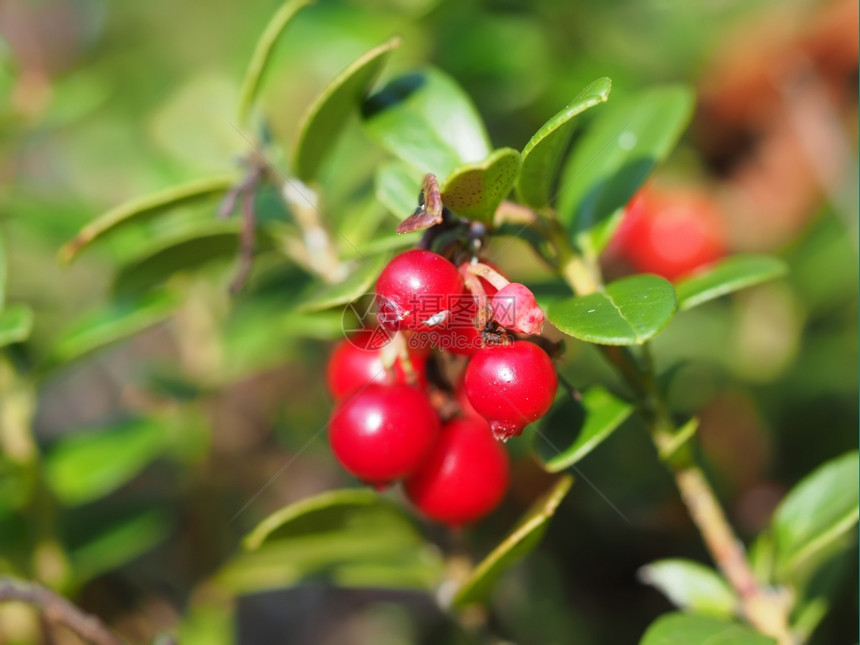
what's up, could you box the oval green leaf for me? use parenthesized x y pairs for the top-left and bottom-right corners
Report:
(516, 77), (612, 210)
(548, 274), (677, 345)
(375, 161), (424, 219)
(44, 419), (167, 506)
(452, 475), (572, 609)
(237, 0), (313, 124)
(638, 559), (737, 618)
(113, 221), (273, 295)
(0, 305), (34, 349)
(771, 451), (859, 584)
(223, 488), (443, 594)
(535, 387), (633, 472)
(676, 254), (789, 311)
(362, 67), (492, 179)
(640, 613), (776, 645)
(557, 85), (695, 257)
(293, 37), (400, 181)
(440, 148), (520, 224)
(59, 175), (236, 264)
(296, 259), (383, 312)
(46, 291), (179, 366)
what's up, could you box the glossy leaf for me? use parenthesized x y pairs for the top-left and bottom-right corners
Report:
(0, 305), (34, 348)
(220, 489), (443, 593)
(48, 291), (179, 365)
(771, 451), (859, 583)
(70, 509), (171, 583)
(375, 162), (423, 219)
(362, 67), (492, 179)
(237, 0), (312, 123)
(516, 77), (612, 209)
(113, 221), (273, 294)
(452, 475), (572, 609)
(548, 274), (677, 345)
(640, 613), (775, 645)
(638, 559), (737, 618)
(441, 148), (521, 224)
(58, 175), (236, 263)
(535, 387), (633, 472)
(676, 254), (789, 311)
(296, 259), (384, 312)
(44, 419), (167, 506)
(557, 86), (694, 256)
(293, 37), (400, 181)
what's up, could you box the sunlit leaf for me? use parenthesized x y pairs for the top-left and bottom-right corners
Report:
(362, 67), (492, 179)
(375, 162), (423, 220)
(44, 419), (167, 506)
(771, 451), (859, 584)
(676, 255), (789, 311)
(293, 37), (400, 181)
(237, 0), (313, 123)
(640, 613), (775, 645)
(441, 148), (521, 224)
(59, 175), (236, 263)
(516, 77), (611, 209)
(0, 305), (34, 349)
(535, 387), (633, 472)
(296, 260), (383, 313)
(452, 475), (572, 609)
(548, 274), (677, 345)
(557, 86), (694, 257)
(638, 559), (737, 618)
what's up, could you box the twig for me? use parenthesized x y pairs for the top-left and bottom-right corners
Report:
(0, 576), (124, 645)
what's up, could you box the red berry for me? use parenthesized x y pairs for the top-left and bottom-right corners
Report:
(611, 188), (726, 281)
(404, 417), (509, 526)
(464, 341), (557, 440)
(376, 250), (464, 330)
(326, 335), (427, 399)
(491, 283), (545, 335)
(329, 384), (439, 486)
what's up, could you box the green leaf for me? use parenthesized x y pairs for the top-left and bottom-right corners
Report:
(548, 274), (677, 345)
(557, 85), (695, 256)
(221, 489), (443, 593)
(452, 475), (572, 609)
(362, 67), (492, 179)
(638, 559), (737, 618)
(44, 419), (167, 506)
(237, 0), (312, 124)
(0, 305), (34, 348)
(516, 77), (612, 209)
(293, 37), (400, 181)
(69, 509), (171, 583)
(771, 451), (859, 584)
(440, 148), (521, 224)
(535, 387), (633, 472)
(47, 291), (179, 366)
(375, 162), (423, 219)
(676, 254), (789, 311)
(296, 259), (383, 312)
(640, 613), (776, 645)
(58, 175), (236, 263)
(113, 221), (273, 295)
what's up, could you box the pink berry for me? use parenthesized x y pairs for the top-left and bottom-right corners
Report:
(491, 283), (545, 335)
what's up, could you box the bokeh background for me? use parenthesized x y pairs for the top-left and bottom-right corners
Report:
(0, 0), (857, 643)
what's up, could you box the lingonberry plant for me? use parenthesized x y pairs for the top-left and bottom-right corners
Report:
(1, 1), (855, 644)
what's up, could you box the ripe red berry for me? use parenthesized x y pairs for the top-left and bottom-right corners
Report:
(376, 250), (464, 330)
(464, 341), (558, 440)
(326, 335), (427, 399)
(611, 188), (726, 281)
(329, 383), (439, 486)
(404, 417), (509, 526)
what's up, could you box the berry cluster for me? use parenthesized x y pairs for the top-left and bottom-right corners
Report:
(325, 249), (558, 526)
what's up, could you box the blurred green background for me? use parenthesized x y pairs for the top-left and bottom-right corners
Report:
(0, 0), (857, 643)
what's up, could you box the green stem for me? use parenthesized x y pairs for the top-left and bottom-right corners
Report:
(546, 225), (794, 643)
